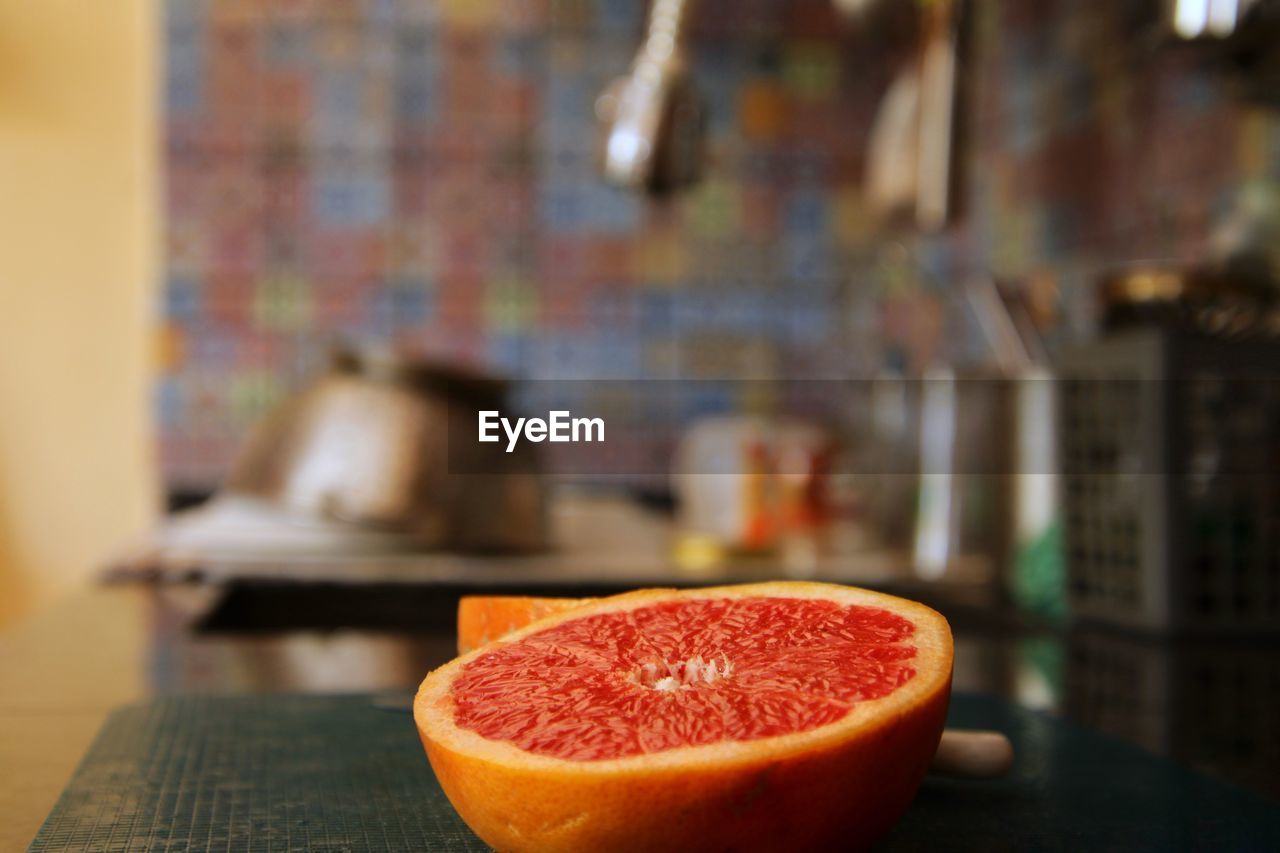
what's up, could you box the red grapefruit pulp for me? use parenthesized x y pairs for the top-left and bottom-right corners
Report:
(416, 582), (952, 852)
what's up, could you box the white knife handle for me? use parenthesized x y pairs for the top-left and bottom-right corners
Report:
(929, 729), (1014, 779)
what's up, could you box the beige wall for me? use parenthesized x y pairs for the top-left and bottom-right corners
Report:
(0, 0), (158, 627)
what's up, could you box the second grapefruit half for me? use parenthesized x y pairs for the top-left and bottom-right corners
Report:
(456, 595), (591, 654)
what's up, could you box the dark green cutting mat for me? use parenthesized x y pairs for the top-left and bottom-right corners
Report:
(28, 694), (484, 852)
(29, 693), (1280, 852)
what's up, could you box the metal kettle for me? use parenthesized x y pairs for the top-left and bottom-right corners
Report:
(225, 349), (548, 553)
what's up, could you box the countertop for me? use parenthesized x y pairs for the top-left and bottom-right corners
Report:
(113, 493), (935, 588)
(2, 579), (1277, 850)
(29, 692), (1280, 851)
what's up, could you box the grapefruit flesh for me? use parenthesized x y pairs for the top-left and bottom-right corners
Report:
(417, 582), (952, 853)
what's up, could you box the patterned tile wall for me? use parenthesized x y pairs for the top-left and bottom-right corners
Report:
(160, 0), (1280, 487)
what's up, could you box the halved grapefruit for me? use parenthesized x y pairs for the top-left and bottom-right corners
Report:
(416, 582), (952, 852)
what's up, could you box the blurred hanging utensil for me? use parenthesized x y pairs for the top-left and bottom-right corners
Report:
(596, 0), (705, 196)
(865, 0), (963, 230)
(915, 0), (961, 230)
(866, 63), (922, 220)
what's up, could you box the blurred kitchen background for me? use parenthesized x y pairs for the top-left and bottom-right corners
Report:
(156, 0), (1274, 483)
(1, 0), (1279, 807)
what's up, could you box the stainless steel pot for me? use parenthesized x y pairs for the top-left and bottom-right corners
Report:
(225, 349), (548, 553)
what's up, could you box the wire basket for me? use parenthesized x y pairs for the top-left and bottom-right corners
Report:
(1060, 329), (1280, 633)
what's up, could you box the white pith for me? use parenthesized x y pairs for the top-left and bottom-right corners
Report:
(632, 655), (735, 691)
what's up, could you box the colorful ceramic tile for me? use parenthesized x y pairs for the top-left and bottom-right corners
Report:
(168, 221), (209, 275)
(440, 0), (498, 29)
(739, 81), (788, 142)
(210, 0), (262, 26)
(486, 274), (538, 332)
(634, 234), (688, 284)
(159, 0), (1280, 485)
(367, 280), (434, 331)
(228, 370), (288, 428)
(253, 272), (314, 331)
(155, 375), (187, 429)
(549, 0), (595, 33)
(313, 169), (391, 227)
(166, 276), (204, 323)
(687, 180), (741, 239)
(206, 272), (257, 328)
(487, 332), (536, 372)
(781, 42), (839, 101)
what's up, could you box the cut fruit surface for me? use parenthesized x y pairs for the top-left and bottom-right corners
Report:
(454, 595), (917, 761)
(417, 582), (952, 853)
